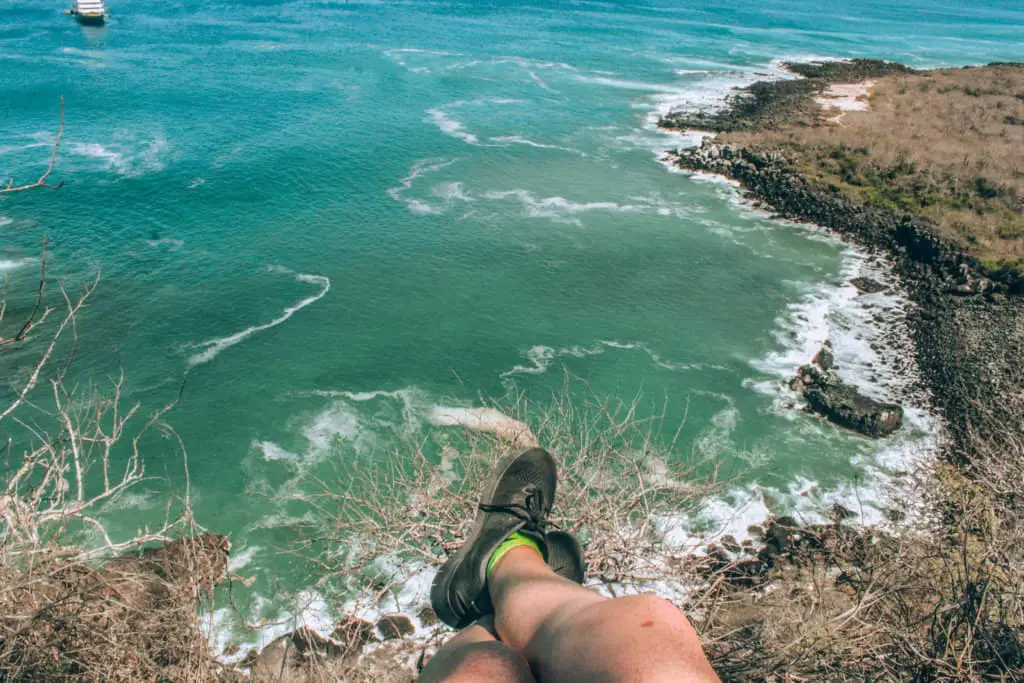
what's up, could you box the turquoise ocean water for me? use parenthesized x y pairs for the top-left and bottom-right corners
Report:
(2, 0), (1022, 650)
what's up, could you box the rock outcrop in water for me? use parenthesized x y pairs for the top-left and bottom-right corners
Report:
(790, 343), (903, 438)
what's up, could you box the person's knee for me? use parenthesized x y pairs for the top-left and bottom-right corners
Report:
(566, 594), (692, 637)
(618, 594), (694, 633)
(425, 641), (534, 683)
(534, 594), (718, 682)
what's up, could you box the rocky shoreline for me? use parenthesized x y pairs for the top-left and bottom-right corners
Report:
(661, 61), (1024, 463)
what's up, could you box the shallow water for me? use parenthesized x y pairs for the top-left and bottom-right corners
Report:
(2, 0), (1021, 651)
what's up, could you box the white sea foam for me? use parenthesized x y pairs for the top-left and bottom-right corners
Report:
(67, 134), (169, 178)
(305, 387), (424, 430)
(300, 402), (371, 459)
(488, 135), (583, 155)
(227, 545), (261, 572)
(528, 70), (557, 93)
(387, 157), (457, 214)
(145, 237), (184, 250)
(0, 257), (34, 271)
(255, 440), (299, 463)
(750, 247), (922, 408)
(250, 388), (426, 497)
(482, 189), (645, 226)
(206, 589), (338, 663)
(431, 181), (474, 203)
(0, 140), (50, 156)
(425, 107), (479, 145)
(60, 46), (108, 69)
(0, 217), (11, 228)
(382, 47), (460, 73)
(425, 97), (524, 146)
(499, 340), (720, 384)
(186, 266), (330, 368)
(425, 98), (578, 153)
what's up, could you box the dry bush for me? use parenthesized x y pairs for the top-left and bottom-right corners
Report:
(692, 400), (1024, 682)
(279, 384), (718, 679)
(303, 385), (716, 590)
(0, 250), (230, 682)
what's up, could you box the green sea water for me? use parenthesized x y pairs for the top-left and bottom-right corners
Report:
(2, 0), (1021, 650)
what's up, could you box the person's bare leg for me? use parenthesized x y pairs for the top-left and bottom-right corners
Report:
(489, 547), (720, 682)
(419, 615), (536, 683)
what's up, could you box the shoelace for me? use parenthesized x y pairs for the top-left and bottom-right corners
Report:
(478, 486), (551, 531)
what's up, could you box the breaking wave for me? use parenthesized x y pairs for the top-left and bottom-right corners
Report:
(186, 267), (330, 368)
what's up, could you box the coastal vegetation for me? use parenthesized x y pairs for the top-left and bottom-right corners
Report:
(663, 62), (1024, 280)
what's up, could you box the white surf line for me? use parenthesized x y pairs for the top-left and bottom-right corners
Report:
(387, 157), (457, 214)
(0, 257), (35, 271)
(424, 98), (582, 153)
(186, 267), (330, 368)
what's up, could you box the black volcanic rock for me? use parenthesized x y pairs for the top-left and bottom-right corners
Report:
(791, 344), (903, 438)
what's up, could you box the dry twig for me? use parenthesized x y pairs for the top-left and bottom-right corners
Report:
(1, 97), (66, 194)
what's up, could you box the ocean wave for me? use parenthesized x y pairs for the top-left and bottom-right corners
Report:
(145, 237), (184, 250)
(488, 135), (583, 154)
(499, 340), (721, 384)
(254, 440), (299, 463)
(387, 157), (458, 214)
(480, 188), (697, 226)
(186, 266), (330, 368)
(425, 107), (480, 145)
(749, 248), (920, 406)
(743, 243), (939, 518)
(424, 98), (580, 153)
(0, 139), (51, 157)
(431, 181), (474, 203)
(67, 134), (169, 178)
(445, 55), (579, 74)
(482, 189), (645, 226)
(382, 47), (461, 74)
(0, 257), (35, 271)
(443, 55), (578, 94)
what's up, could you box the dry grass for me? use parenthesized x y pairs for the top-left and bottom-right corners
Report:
(690, 398), (1024, 682)
(301, 386), (716, 589)
(0, 533), (236, 682)
(724, 63), (1024, 273)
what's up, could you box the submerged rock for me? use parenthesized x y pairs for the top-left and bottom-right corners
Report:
(791, 342), (903, 438)
(850, 276), (888, 294)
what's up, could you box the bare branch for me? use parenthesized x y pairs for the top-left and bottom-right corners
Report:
(0, 237), (53, 353)
(0, 273), (97, 424)
(0, 97), (65, 194)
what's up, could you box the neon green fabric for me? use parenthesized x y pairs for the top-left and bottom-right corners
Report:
(486, 531), (541, 576)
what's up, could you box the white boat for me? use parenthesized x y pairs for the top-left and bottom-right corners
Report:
(71, 0), (106, 25)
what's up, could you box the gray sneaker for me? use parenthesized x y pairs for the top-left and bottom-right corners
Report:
(546, 530), (585, 584)
(430, 447), (557, 628)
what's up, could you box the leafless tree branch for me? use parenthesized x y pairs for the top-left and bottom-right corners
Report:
(1, 97), (65, 194)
